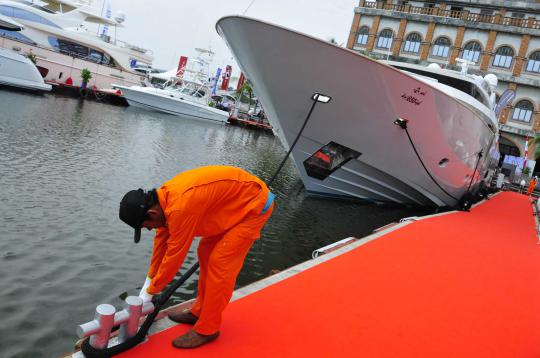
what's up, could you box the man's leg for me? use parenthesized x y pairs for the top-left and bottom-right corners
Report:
(193, 206), (273, 335)
(168, 235), (221, 324)
(191, 235), (222, 317)
(173, 205), (273, 348)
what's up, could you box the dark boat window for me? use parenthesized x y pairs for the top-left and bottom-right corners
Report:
(303, 142), (360, 180)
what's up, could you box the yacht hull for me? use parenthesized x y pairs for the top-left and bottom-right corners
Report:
(217, 16), (498, 207)
(117, 86), (229, 123)
(0, 48), (51, 91)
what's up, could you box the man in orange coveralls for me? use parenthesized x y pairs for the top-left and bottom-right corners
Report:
(119, 166), (275, 348)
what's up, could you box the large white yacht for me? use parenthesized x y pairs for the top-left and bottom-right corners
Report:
(0, 0), (153, 89)
(115, 48), (230, 124)
(217, 16), (500, 208)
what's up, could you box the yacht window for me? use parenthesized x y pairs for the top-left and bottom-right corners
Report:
(102, 53), (113, 66)
(48, 36), (88, 60)
(0, 6), (61, 28)
(356, 26), (369, 46)
(303, 142), (361, 180)
(88, 49), (106, 64)
(526, 51), (540, 73)
(461, 41), (482, 64)
(512, 100), (534, 123)
(376, 29), (393, 49)
(403, 33), (422, 54)
(492, 46), (514, 69)
(431, 37), (450, 58)
(0, 28), (34, 44)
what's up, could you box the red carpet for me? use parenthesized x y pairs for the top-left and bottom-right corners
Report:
(119, 192), (540, 357)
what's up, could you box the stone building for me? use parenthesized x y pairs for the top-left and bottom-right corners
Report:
(347, 0), (540, 171)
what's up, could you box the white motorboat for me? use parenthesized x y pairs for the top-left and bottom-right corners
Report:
(0, 13), (51, 90)
(116, 48), (230, 124)
(115, 84), (230, 123)
(217, 16), (499, 208)
(0, 0), (153, 89)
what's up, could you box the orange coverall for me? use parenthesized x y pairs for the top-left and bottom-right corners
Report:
(145, 166), (274, 335)
(527, 179), (537, 195)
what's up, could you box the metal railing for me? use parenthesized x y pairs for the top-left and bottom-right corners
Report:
(359, 1), (540, 31)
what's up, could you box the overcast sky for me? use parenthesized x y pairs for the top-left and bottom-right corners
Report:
(98, 0), (358, 78)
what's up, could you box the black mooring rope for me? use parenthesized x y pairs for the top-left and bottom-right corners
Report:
(465, 151), (483, 194)
(394, 118), (459, 203)
(81, 262), (200, 357)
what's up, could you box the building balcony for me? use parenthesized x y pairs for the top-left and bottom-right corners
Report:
(358, 1), (540, 35)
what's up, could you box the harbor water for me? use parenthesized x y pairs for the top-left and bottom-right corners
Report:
(0, 90), (431, 357)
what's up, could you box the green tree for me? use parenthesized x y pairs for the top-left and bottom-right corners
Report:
(80, 68), (92, 88)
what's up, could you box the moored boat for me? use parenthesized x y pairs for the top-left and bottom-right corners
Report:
(217, 16), (499, 208)
(0, 13), (51, 91)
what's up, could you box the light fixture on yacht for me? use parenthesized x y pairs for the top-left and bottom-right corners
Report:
(312, 93), (332, 103)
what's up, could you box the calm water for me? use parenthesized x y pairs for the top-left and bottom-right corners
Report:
(0, 90), (431, 357)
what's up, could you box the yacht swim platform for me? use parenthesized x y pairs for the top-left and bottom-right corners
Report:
(71, 191), (540, 357)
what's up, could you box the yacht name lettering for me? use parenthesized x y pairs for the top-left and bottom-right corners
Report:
(401, 94), (423, 106)
(413, 87), (426, 96)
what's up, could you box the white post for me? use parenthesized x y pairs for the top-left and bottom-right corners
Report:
(88, 304), (116, 350)
(118, 296), (143, 343)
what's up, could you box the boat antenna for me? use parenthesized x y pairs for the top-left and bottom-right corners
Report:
(267, 93), (332, 188)
(242, 0), (256, 15)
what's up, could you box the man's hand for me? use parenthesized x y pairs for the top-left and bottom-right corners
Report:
(139, 276), (154, 303)
(139, 290), (154, 303)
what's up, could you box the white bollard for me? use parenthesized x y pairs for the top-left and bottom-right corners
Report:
(88, 304), (116, 350)
(118, 296), (143, 343)
(77, 299), (155, 348)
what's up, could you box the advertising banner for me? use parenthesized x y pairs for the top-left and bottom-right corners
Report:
(236, 72), (246, 92)
(176, 56), (188, 79)
(221, 65), (232, 90)
(212, 68), (222, 95)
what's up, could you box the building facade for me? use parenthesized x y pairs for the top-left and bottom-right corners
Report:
(347, 0), (540, 171)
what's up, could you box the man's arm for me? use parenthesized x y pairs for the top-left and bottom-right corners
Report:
(147, 227), (169, 279)
(146, 211), (199, 295)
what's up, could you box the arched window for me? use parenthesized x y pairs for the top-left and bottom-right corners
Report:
(512, 100), (534, 123)
(403, 33), (422, 54)
(376, 29), (393, 49)
(356, 26), (369, 46)
(526, 51), (540, 73)
(431, 37), (450, 58)
(461, 41), (482, 64)
(493, 46), (514, 68)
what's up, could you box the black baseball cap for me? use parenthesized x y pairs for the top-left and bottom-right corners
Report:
(119, 189), (151, 243)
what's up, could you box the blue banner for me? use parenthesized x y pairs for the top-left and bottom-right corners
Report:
(212, 68), (222, 96)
